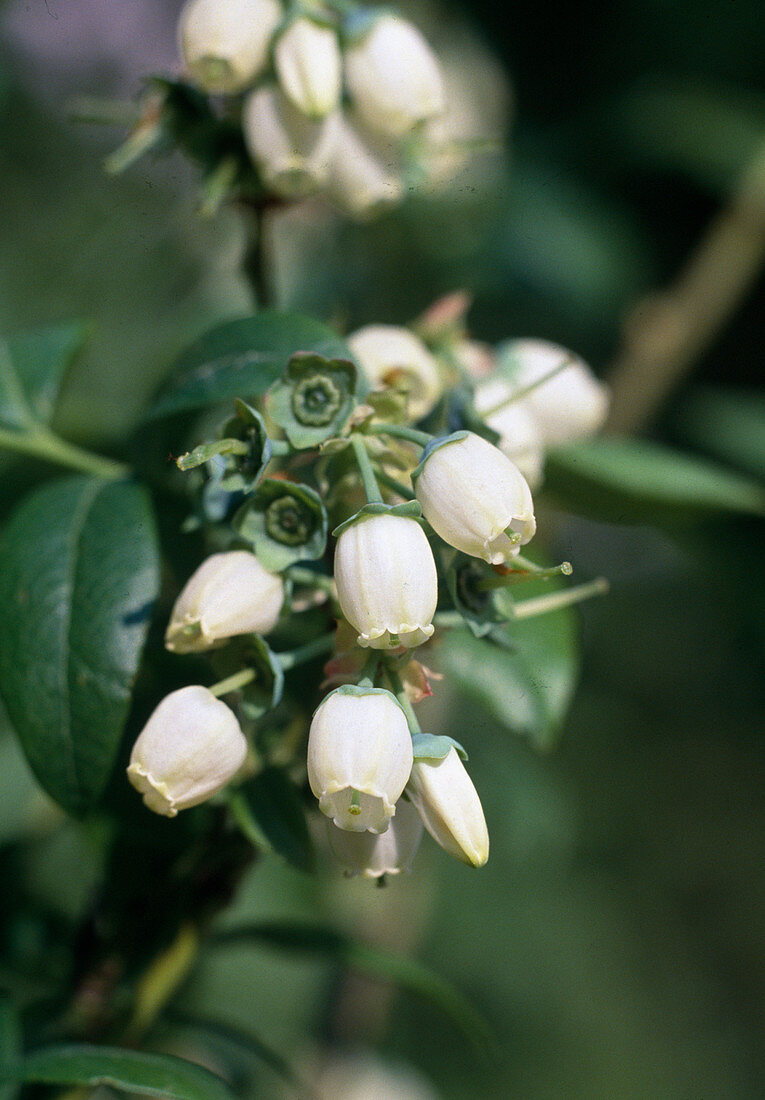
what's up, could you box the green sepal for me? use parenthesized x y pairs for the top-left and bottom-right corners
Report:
(445, 385), (501, 445)
(219, 399), (273, 492)
(224, 636), (285, 721)
(331, 499), (422, 538)
(265, 353), (357, 449)
(327, 683), (408, 718)
(445, 554), (504, 638)
(410, 430), (471, 482)
(411, 733), (468, 761)
(340, 5), (383, 46)
(233, 478), (328, 571)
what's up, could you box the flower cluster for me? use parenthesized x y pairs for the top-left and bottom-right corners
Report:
(176, 0), (448, 218)
(127, 294), (607, 878)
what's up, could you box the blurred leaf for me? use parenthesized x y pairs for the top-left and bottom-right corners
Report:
(438, 587), (580, 752)
(218, 921), (491, 1049)
(0, 476), (159, 815)
(144, 312), (354, 422)
(241, 768), (315, 873)
(0, 1044), (233, 1099)
(0, 321), (91, 431)
(544, 437), (765, 525)
(0, 994), (21, 1100)
(674, 386), (765, 482)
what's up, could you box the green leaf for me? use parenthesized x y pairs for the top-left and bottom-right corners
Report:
(544, 437), (765, 525)
(0, 994), (22, 1100)
(144, 312), (355, 422)
(0, 476), (160, 815)
(675, 386), (765, 482)
(438, 573), (580, 751)
(217, 921), (491, 1050)
(0, 1044), (234, 1099)
(241, 767), (315, 872)
(0, 321), (90, 431)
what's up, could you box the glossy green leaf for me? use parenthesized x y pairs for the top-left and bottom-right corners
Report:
(218, 921), (491, 1049)
(0, 994), (21, 1100)
(0, 321), (91, 431)
(144, 312), (355, 422)
(675, 386), (765, 482)
(544, 437), (765, 525)
(0, 1044), (233, 1099)
(241, 767), (315, 872)
(438, 572), (580, 751)
(0, 476), (160, 815)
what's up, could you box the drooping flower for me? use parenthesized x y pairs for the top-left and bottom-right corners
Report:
(348, 325), (443, 421)
(127, 686), (247, 817)
(334, 512), (437, 649)
(165, 550), (284, 653)
(344, 13), (445, 138)
(274, 17), (342, 119)
(473, 378), (545, 488)
(413, 431), (535, 564)
(327, 797), (423, 877)
(307, 686), (414, 833)
(242, 86), (340, 198)
(407, 746), (489, 866)
(177, 0), (282, 94)
(326, 114), (404, 219)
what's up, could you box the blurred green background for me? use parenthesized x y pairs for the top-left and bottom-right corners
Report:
(1, 0), (764, 1096)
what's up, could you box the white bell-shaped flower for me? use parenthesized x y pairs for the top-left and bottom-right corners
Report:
(307, 687), (414, 833)
(348, 325), (442, 421)
(407, 747), (489, 867)
(242, 85), (340, 198)
(413, 431), (535, 564)
(165, 550), (284, 654)
(327, 114), (403, 219)
(334, 512), (437, 649)
(127, 686), (247, 817)
(177, 0), (282, 94)
(474, 378), (545, 488)
(327, 797), (423, 877)
(500, 338), (610, 445)
(345, 14), (445, 138)
(274, 17), (342, 119)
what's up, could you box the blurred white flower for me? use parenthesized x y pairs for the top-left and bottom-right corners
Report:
(326, 114), (404, 219)
(334, 512), (437, 649)
(344, 14), (445, 138)
(327, 797), (423, 877)
(407, 746), (489, 866)
(127, 686), (247, 817)
(413, 431), (536, 564)
(242, 86), (340, 198)
(177, 0), (282, 94)
(274, 17), (342, 119)
(474, 378), (545, 488)
(348, 325), (442, 421)
(308, 687), (413, 833)
(165, 550), (284, 653)
(500, 338), (610, 445)
(312, 1049), (440, 1100)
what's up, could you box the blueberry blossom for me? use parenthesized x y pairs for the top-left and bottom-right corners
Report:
(348, 324), (443, 421)
(177, 0), (282, 94)
(242, 85), (340, 198)
(407, 746), (489, 866)
(327, 797), (423, 877)
(274, 17), (342, 119)
(307, 686), (414, 833)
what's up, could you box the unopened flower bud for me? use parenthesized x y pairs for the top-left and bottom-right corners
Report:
(327, 797), (423, 877)
(178, 0), (282, 94)
(243, 85), (340, 198)
(274, 17), (342, 119)
(474, 379), (545, 488)
(327, 115), (403, 219)
(128, 686), (247, 817)
(413, 431), (535, 564)
(334, 512), (437, 649)
(165, 550), (284, 654)
(501, 339), (610, 445)
(308, 686), (414, 833)
(348, 325), (442, 422)
(345, 13), (445, 138)
(407, 747), (489, 866)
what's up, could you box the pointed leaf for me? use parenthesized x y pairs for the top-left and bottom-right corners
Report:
(0, 1044), (233, 1100)
(0, 476), (160, 815)
(545, 437), (765, 525)
(144, 312), (355, 422)
(0, 321), (91, 430)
